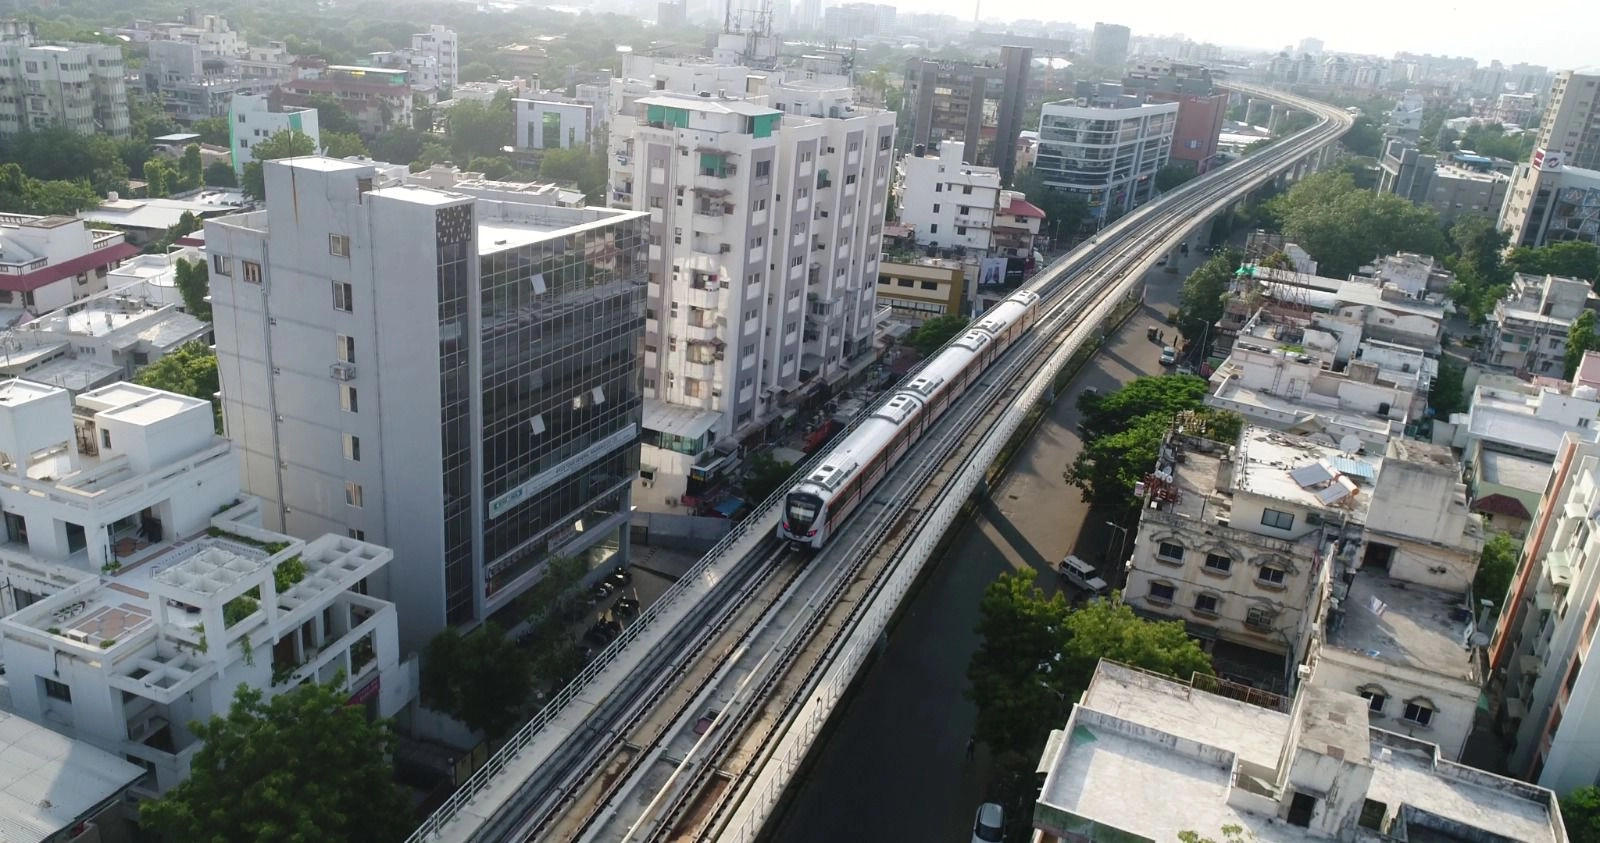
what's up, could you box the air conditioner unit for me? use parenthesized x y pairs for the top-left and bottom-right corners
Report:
(330, 362), (357, 381)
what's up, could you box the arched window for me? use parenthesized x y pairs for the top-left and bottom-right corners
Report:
(1357, 684), (1387, 714)
(1402, 697), (1435, 726)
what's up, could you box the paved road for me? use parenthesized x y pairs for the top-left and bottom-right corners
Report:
(761, 248), (1209, 843)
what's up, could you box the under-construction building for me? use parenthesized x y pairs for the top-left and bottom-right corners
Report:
(902, 45), (1032, 182)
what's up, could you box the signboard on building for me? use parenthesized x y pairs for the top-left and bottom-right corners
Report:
(979, 257), (1008, 286)
(1532, 148), (1565, 172)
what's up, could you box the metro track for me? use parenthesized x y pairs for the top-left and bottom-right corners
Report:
(410, 84), (1352, 843)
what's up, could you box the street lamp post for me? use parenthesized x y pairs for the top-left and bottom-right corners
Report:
(1105, 520), (1130, 568)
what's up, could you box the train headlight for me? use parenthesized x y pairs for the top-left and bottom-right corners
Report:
(806, 530), (817, 537)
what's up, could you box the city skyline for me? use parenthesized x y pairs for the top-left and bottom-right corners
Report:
(895, 0), (1590, 68)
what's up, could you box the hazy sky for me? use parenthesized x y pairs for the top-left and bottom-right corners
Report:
(940, 0), (1594, 68)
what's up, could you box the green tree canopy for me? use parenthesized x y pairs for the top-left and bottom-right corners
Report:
(743, 452), (796, 503)
(1445, 216), (1512, 323)
(1176, 250), (1242, 348)
(537, 146), (608, 204)
(1069, 376), (1239, 516)
(1010, 166), (1090, 241)
(1474, 532), (1519, 614)
(968, 574), (1212, 756)
(1264, 171), (1447, 278)
(1430, 356), (1467, 418)
(370, 126), (428, 165)
(1342, 116), (1384, 157)
(447, 98), (514, 162)
(421, 623), (535, 739)
(203, 160), (237, 187)
(144, 158), (173, 198)
(191, 116), (231, 147)
(174, 257), (211, 321)
(1507, 241), (1600, 282)
(905, 313), (971, 356)
(1563, 786), (1600, 843)
(305, 93), (363, 136)
(134, 341), (219, 427)
(322, 131), (370, 160)
(139, 681), (412, 842)
(1154, 161), (1198, 193)
(0, 162), (100, 216)
(179, 144), (205, 192)
(1568, 311), (1600, 381)
(0, 127), (129, 194)
(243, 129), (319, 199)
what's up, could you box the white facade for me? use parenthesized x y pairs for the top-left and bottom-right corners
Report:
(1458, 379), (1600, 465)
(608, 59), (895, 512)
(0, 214), (137, 314)
(1493, 433), (1600, 791)
(514, 98), (593, 150)
(206, 157), (647, 646)
(1035, 97), (1177, 220)
(411, 25), (459, 91)
(0, 21), (128, 140)
(228, 93), (321, 176)
(0, 499), (409, 792)
(1499, 158), (1600, 250)
(1034, 661), (1566, 843)
(898, 140), (1000, 253)
(1485, 272), (1595, 375)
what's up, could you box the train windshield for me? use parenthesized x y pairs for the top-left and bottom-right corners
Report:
(786, 493), (821, 527)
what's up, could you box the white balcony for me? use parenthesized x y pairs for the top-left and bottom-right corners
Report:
(684, 285), (720, 309)
(684, 321), (723, 343)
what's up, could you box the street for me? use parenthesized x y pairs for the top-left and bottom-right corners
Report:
(760, 245), (1210, 843)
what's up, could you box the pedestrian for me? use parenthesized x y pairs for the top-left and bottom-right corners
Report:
(965, 736), (976, 760)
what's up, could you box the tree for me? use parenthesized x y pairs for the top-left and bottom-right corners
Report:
(1474, 532), (1519, 614)
(322, 131), (370, 159)
(1069, 376), (1239, 516)
(1011, 166), (1090, 241)
(1180, 825), (1259, 843)
(1507, 241), (1600, 282)
(143, 158), (172, 198)
(138, 681), (412, 843)
(446, 98), (514, 162)
(743, 452), (796, 502)
(1264, 172), (1447, 278)
(191, 116), (230, 147)
(1430, 356), (1467, 418)
(1342, 116), (1384, 157)
(243, 129), (318, 199)
(305, 94), (363, 136)
(203, 160), (237, 187)
(967, 574), (1211, 756)
(537, 146), (607, 204)
(134, 341), (220, 427)
(420, 624), (535, 739)
(1176, 250), (1241, 347)
(1562, 786), (1600, 843)
(906, 314), (971, 356)
(174, 257), (212, 321)
(1445, 216), (1512, 323)
(1154, 161), (1198, 193)
(179, 144), (204, 192)
(1569, 311), (1600, 380)
(370, 126), (427, 165)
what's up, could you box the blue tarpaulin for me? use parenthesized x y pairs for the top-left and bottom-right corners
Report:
(714, 497), (744, 517)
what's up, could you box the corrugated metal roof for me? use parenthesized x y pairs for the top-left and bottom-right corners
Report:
(0, 709), (143, 841)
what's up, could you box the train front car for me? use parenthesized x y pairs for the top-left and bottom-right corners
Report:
(778, 487), (827, 549)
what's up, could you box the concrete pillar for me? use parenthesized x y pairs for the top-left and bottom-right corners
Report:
(1268, 105), (1286, 134)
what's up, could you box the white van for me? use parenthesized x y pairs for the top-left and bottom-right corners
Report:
(1058, 555), (1110, 596)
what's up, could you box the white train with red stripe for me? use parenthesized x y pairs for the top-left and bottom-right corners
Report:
(777, 290), (1042, 549)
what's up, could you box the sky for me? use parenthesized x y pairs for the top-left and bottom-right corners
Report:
(921, 0), (1596, 68)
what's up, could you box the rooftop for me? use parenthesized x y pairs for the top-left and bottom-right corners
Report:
(1477, 449), (1553, 493)
(637, 92), (780, 117)
(644, 399), (719, 440)
(80, 191), (245, 231)
(1232, 426), (1380, 514)
(1037, 662), (1563, 843)
(1329, 573), (1478, 681)
(0, 709), (144, 841)
(1335, 280), (1447, 320)
(1467, 392), (1595, 457)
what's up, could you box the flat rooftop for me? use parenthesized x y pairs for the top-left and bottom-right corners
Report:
(1467, 394), (1585, 456)
(1477, 449), (1552, 493)
(1335, 280), (1447, 320)
(1233, 426), (1380, 515)
(1330, 573), (1477, 680)
(0, 709), (144, 840)
(1212, 379), (1399, 443)
(1038, 662), (1561, 843)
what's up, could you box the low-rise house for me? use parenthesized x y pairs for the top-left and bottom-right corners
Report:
(1485, 272), (1597, 376)
(0, 215), (138, 314)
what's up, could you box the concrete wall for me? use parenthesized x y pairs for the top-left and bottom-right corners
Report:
(630, 509), (732, 552)
(1312, 648), (1479, 760)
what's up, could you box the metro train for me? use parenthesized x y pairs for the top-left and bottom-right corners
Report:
(777, 289), (1042, 549)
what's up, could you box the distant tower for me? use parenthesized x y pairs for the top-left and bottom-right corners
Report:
(973, 0), (981, 27)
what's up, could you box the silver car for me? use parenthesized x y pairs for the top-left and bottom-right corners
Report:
(972, 802), (1004, 843)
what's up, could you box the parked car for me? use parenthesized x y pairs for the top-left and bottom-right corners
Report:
(1058, 555), (1110, 596)
(972, 803), (1005, 843)
(1159, 346), (1178, 365)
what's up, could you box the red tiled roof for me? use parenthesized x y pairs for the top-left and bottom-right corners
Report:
(1003, 198), (1047, 219)
(1470, 493), (1532, 521)
(0, 242), (139, 293)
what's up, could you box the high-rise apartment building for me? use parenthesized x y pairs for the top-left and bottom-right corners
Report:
(608, 56), (894, 512)
(1534, 69), (1600, 170)
(411, 25), (458, 91)
(1124, 60), (1227, 174)
(1089, 22), (1131, 72)
(0, 21), (128, 140)
(1036, 86), (1177, 221)
(205, 157), (648, 646)
(902, 46), (1032, 181)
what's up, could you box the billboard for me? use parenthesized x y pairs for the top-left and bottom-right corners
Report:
(979, 257), (1009, 287)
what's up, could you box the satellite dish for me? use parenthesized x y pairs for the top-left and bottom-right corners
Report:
(1339, 435), (1361, 455)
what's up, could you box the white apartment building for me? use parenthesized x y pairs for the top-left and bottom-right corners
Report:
(1125, 426), (1357, 687)
(134, 13), (291, 124)
(1535, 69), (1600, 171)
(898, 140), (999, 254)
(1492, 432), (1600, 791)
(0, 21), (128, 140)
(1035, 95), (1177, 221)
(1454, 379), (1600, 466)
(1034, 661), (1567, 842)
(1484, 272), (1595, 374)
(1353, 253), (1453, 299)
(608, 60), (895, 513)
(227, 93), (321, 176)
(1208, 338), (1417, 448)
(0, 499), (408, 793)
(411, 25), (459, 91)
(0, 214), (139, 314)
(514, 98), (593, 151)
(205, 157), (648, 646)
